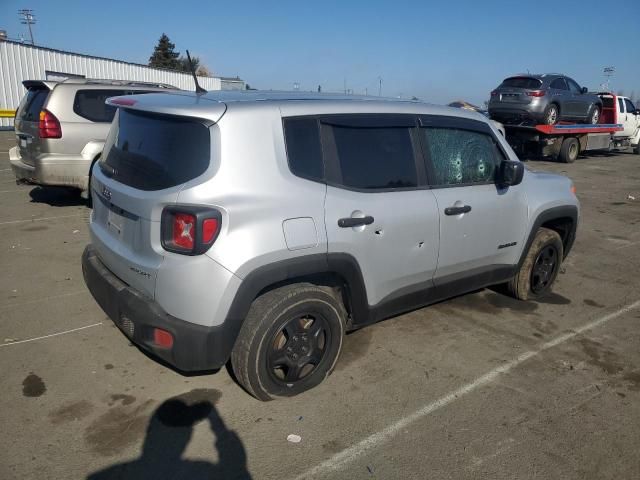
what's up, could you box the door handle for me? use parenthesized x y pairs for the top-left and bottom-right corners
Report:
(338, 216), (374, 228)
(444, 205), (471, 216)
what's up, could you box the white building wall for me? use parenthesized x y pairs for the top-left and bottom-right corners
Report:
(0, 40), (243, 127)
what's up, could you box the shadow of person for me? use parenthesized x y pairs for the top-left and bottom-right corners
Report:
(87, 391), (252, 480)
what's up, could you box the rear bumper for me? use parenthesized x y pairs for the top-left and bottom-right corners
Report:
(9, 147), (90, 191)
(489, 103), (547, 124)
(82, 245), (237, 371)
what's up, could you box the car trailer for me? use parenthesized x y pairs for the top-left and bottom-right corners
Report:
(504, 123), (623, 163)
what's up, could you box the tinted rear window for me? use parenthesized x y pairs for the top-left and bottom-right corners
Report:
(18, 88), (49, 121)
(100, 109), (210, 191)
(73, 89), (124, 122)
(283, 118), (324, 181)
(500, 77), (543, 89)
(331, 126), (417, 190)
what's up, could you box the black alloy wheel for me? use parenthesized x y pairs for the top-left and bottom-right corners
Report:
(267, 313), (331, 384)
(530, 244), (559, 294)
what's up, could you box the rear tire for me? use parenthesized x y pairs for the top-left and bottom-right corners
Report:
(587, 105), (601, 125)
(506, 228), (563, 301)
(543, 104), (559, 125)
(231, 284), (346, 401)
(559, 137), (579, 163)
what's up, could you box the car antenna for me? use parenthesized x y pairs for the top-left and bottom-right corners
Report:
(186, 50), (207, 95)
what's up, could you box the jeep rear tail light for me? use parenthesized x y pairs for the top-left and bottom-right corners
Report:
(161, 206), (222, 255)
(526, 90), (546, 97)
(490, 90), (498, 97)
(39, 110), (62, 138)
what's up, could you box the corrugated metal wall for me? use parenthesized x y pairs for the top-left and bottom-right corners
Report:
(0, 40), (244, 127)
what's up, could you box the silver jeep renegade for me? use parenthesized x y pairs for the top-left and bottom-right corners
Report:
(82, 91), (579, 400)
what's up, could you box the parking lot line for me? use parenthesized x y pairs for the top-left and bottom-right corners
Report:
(0, 189), (27, 194)
(0, 322), (103, 348)
(293, 299), (640, 480)
(0, 213), (85, 225)
(0, 291), (85, 309)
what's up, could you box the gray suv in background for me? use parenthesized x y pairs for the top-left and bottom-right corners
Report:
(82, 91), (579, 400)
(488, 74), (602, 126)
(9, 79), (177, 199)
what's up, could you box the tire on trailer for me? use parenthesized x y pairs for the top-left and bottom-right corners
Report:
(558, 137), (580, 163)
(506, 227), (564, 301)
(231, 283), (346, 401)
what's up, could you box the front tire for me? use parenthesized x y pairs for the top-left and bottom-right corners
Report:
(507, 228), (563, 301)
(543, 104), (559, 125)
(231, 284), (346, 401)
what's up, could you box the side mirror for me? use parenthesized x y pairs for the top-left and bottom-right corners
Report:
(498, 160), (524, 187)
(581, 87), (588, 94)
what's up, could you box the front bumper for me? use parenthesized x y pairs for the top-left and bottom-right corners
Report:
(9, 146), (90, 191)
(82, 245), (237, 371)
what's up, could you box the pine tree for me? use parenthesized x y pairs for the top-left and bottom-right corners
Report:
(148, 33), (180, 70)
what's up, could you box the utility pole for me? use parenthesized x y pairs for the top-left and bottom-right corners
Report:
(378, 76), (383, 96)
(18, 9), (36, 45)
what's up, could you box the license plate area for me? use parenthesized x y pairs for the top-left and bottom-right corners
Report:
(501, 93), (520, 101)
(107, 207), (125, 237)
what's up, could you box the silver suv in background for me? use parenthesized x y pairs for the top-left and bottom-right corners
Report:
(9, 79), (177, 199)
(488, 74), (602, 126)
(82, 91), (579, 400)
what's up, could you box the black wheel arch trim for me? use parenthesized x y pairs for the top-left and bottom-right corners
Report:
(223, 253), (370, 359)
(518, 205), (578, 268)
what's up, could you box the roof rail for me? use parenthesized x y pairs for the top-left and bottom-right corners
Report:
(59, 78), (178, 89)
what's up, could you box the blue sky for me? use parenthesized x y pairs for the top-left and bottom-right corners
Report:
(2, 0), (638, 105)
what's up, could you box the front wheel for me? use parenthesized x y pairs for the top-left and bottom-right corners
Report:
(231, 284), (346, 401)
(506, 227), (563, 301)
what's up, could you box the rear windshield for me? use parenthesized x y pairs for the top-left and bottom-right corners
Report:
(100, 109), (211, 191)
(17, 88), (49, 122)
(500, 77), (543, 89)
(600, 97), (614, 108)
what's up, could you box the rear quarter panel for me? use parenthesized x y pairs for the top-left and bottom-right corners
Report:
(176, 103), (328, 279)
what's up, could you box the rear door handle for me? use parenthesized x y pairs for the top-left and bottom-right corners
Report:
(444, 205), (471, 216)
(338, 216), (374, 228)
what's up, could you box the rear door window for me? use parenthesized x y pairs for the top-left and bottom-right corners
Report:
(618, 98), (625, 113)
(17, 88), (49, 122)
(500, 77), (542, 89)
(283, 118), (324, 181)
(73, 89), (126, 122)
(100, 109), (211, 191)
(327, 123), (418, 190)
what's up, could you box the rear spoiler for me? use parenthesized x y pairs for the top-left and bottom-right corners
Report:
(22, 80), (57, 90)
